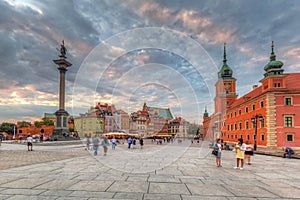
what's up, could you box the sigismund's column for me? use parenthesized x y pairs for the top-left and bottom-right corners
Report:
(52, 40), (72, 140)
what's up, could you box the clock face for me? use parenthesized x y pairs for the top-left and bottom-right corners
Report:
(224, 83), (231, 90)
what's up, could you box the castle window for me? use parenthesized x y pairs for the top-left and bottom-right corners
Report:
(239, 109), (241, 115)
(261, 133), (265, 141)
(285, 97), (292, 106)
(252, 104), (255, 111)
(245, 107), (248, 113)
(260, 101), (264, 108)
(260, 117), (265, 128)
(284, 116), (293, 127)
(286, 133), (294, 142)
(239, 122), (242, 130)
(245, 121), (249, 130)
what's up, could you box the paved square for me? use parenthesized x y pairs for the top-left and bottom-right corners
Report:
(0, 141), (299, 199)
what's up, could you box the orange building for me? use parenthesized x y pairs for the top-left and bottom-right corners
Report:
(17, 123), (55, 139)
(203, 42), (300, 150)
(17, 115), (74, 140)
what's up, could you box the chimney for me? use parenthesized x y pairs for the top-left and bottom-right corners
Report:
(252, 85), (258, 90)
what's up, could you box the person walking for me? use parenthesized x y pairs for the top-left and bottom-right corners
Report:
(132, 138), (136, 149)
(111, 137), (117, 150)
(214, 138), (222, 167)
(139, 138), (144, 149)
(234, 138), (246, 170)
(101, 136), (110, 156)
(85, 136), (91, 150)
(27, 134), (33, 151)
(127, 137), (132, 149)
(245, 140), (254, 165)
(92, 135), (100, 156)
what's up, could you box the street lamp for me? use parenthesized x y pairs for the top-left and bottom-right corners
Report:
(251, 114), (263, 151)
(211, 125), (217, 145)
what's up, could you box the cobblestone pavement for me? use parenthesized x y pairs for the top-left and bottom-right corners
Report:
(0, 140), (300, 200)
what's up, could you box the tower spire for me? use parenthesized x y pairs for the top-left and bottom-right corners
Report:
(264, 41), (284, 77)
(270, 41), (276, 61)
(223, 42), (227, 65)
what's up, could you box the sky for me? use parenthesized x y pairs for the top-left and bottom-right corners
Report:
(1, 0), (300, 124)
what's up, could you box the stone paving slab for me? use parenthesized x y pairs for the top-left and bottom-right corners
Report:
(35, 179), (79, 190)
(67, 190), (114, 198)
(5, 195), (57, 200)
(149, 182), (190, 195)
(113, 192), (143, 199)
(148, 175), (181, 183)
(1, 141), (300, 199)
(107, 181), (149, 193)
(143, 193), (181, 200)
(39, 189), (73, 197)
(181, 196), (228, 200)
(67, 180), (114, 192)
(1, 178), (51, 189)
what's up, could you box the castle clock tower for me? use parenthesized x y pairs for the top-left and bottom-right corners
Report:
(214, 43), (237, 114)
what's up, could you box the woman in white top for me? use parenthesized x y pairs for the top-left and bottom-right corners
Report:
(245, 140), (254, 165)
(214, 138), (222, 167)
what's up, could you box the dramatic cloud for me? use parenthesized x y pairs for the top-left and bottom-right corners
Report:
(0, 0), (300, 124)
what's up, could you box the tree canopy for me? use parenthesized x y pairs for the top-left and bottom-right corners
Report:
(0, 122), (16, 134)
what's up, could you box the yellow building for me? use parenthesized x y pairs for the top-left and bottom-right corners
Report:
(74, 112), (105, 138)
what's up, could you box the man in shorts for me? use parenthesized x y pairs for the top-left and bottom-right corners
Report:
(27, 134), (33, 151)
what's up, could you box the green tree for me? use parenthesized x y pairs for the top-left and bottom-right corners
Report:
(34, 121), (43, 128)
(19, 121), (31, 128)
(0, 122), (16, 134)
(42, 117), (54, 126)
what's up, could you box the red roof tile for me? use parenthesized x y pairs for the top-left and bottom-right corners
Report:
(285, 73), (300, 90)
(229, 73), (300, 109)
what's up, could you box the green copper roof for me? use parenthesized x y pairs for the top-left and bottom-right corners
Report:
(148, 107), (173, 119)
(264, 41), (284, 77)
(218, 43), (234, 79)
(158, 108), (173, 119)
(203, 107), (209, 118)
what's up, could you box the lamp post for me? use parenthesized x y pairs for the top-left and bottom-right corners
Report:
(211, 125), (217, 145)
(251, 114), (263, 151)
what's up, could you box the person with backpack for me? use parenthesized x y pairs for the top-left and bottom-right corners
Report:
(214, 138), (222, 167)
